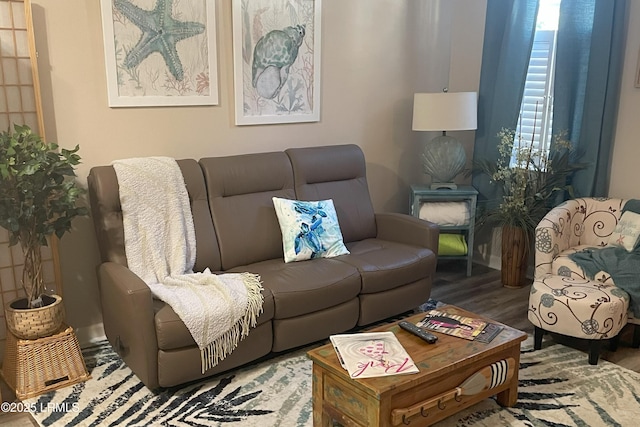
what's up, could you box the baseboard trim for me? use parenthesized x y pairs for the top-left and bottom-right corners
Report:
(472, 254), (534, 279)
(74, 323), (107, 348)
(473, 253), (501, 271)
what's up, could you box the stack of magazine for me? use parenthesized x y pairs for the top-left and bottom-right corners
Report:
(329, 332), (419, 379)
(416, 309), (504, 343)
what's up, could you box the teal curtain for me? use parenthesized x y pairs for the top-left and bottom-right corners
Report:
(472, 0), (539, 200)
(552, 0), (628, 197)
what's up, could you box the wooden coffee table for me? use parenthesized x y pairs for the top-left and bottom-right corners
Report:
(307, 305), (527, 427)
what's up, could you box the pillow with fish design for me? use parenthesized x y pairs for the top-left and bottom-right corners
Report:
(272, 197), (350, 263)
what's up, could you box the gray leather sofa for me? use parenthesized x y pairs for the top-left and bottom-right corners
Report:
(88, 144), (439, 389)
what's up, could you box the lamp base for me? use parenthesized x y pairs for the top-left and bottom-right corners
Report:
(422, 134), (466, 185)
(430, 182), (458, 190)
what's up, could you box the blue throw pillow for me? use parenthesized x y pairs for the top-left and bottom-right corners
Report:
(272, 197), (350, 263)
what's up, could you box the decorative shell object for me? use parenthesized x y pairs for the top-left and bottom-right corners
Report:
(422, 135), (467, 183)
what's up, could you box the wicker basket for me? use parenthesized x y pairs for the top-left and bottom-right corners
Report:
(5, 294), (65, 340)
(1, 325), (90, 399)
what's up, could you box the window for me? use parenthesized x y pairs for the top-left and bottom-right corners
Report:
(513, 0), (561, 164)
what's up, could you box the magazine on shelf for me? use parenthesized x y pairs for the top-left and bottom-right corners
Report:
(329, 332), (419, 379)
(416, 309), (488, 341)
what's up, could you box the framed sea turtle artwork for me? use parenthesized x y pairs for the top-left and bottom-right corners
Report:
(232, 0), (321, 125)
(100, 0), (219, 107)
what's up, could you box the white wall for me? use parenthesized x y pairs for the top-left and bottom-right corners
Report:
(28, 0), (640, 345)
(610, 0), (640, 197)
(29, 0), (486, 344)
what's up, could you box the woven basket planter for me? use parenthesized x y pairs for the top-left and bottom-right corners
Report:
(5, 294), (65, 340)
(1, 325), (90, 399)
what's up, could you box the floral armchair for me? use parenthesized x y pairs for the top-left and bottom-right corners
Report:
(529, 197), (640, 363)
(534, 197), (627, 281)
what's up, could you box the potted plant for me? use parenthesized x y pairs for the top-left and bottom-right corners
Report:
(474, 126), (586, 288)
(0, 124), (88, 339)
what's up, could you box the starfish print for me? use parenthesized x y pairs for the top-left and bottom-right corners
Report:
(114, 0), (205, 81)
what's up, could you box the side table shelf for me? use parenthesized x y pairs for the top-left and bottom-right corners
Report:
(410, 185), (478, 276)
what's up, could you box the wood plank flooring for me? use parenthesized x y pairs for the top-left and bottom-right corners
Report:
(1, 262), (638, 426)
(432, 260), (640, 373)
(430, 261), (533, 333)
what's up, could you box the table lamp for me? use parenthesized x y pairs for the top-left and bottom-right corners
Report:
(412, 91), (478, 189)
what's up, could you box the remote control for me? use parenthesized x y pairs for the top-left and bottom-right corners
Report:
(399, 321), (438, 344)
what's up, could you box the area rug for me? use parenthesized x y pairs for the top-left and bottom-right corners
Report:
(25, 316), (640, 426)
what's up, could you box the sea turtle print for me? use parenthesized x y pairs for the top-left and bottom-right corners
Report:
(251, 24), (306, 99)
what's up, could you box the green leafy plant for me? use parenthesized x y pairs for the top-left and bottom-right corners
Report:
(474, 126), (586, 240)
(0, 124), (88, 308)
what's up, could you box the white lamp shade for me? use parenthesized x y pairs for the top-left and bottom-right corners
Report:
(412, 92), (478, 131)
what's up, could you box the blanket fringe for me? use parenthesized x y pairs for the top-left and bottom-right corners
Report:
(200, 273), (264, 373)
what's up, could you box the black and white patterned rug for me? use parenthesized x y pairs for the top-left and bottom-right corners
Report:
(24, 304), (640, 426)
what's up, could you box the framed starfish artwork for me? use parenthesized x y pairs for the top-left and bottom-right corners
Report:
(232, 0), (321, 125)
(100, 0), (218, 107)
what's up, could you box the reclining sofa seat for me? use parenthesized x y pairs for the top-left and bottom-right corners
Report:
(87, 144), (438, 390)
(200, 151), (362, 352)
(88, 160), (275, 389)
(286, 145), (438, 325)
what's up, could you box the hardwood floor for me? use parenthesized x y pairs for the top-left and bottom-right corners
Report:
(1, 261), (638, 426)
(432, 260), (640, 373)
(430, 261), (533, 334)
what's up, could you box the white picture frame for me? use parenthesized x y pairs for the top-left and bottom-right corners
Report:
(100, 0), (219, 107)
(636, 46), (640, 88)
(232, 0), (321, 125)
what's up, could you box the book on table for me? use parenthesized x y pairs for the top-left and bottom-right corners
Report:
(329, 332), (419, 379)
(416, 309), (489, 341)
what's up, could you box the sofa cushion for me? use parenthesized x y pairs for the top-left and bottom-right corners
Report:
(228, 258), (360, 320)
(286, 145), (377, 243)
(154, 288), (275, 351)
(88, 159), (222, 272)
(200, 152), (295, 270)
(340, 239), (437, 294)
(272, 197), (350, 262)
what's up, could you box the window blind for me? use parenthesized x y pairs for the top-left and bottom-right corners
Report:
(514, 29), (557, 154)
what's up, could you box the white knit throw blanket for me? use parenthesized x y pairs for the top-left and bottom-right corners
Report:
(112, 157), (263, 373)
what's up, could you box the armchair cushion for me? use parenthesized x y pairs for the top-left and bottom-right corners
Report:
(569, 245), (640, 317)
(528, 275), (629, 340)
(551, 245), (613, 284)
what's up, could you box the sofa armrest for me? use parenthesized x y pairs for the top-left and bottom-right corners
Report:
(98, 262), (159, 389)
(375, 212), (440, 254)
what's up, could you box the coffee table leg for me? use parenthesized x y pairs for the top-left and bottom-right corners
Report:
(495, 367), (519, 406)
(312, 364), (332, 427)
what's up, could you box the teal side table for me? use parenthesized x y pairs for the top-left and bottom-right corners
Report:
(410, 185), (478, 276)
